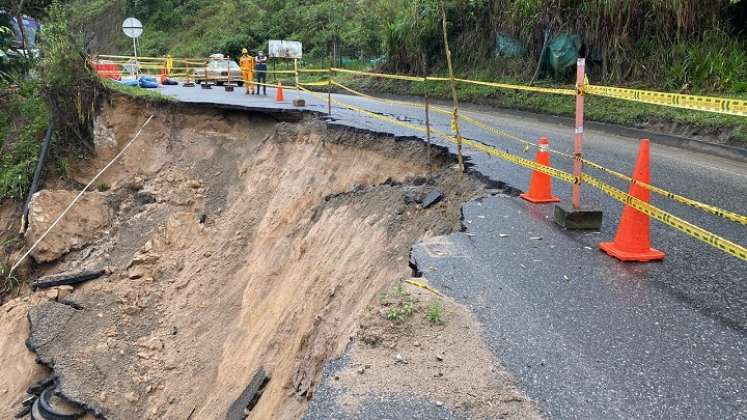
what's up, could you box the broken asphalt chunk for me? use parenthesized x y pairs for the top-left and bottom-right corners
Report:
(421, 191), (443, 209)
(32, 270), (106, 290)
(225, 367), (270, 420)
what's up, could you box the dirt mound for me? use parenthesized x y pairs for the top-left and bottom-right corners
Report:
(25, 190), (112, 263)
(4, 95), (539, 419)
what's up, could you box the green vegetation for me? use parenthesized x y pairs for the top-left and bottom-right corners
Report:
(65, 0), (746, 144)
(0, 0), (104, 203)
(385, 283), (416, 323)
(70, 1), (746, 92)
(425, 300), (445, 325)
(0, 82), (49, 201)
(100, 78), (175, 102)
(0, 261), (22, 296)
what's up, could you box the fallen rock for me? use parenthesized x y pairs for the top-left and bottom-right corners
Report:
(45, 289), (59, 300)
(421, 191), (443, 209)
(25, 190), (111, 263)
(57, 286), (74, 300)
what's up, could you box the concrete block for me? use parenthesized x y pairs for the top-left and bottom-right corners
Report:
(292, 98), (306, 107)
(553, 203), (603, 230)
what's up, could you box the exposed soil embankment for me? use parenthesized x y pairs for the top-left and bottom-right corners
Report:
(1, 95), (539, 419)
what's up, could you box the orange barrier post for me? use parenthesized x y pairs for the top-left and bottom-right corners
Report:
(275, 81), (284, 102)
(159, 67), (166, 85)
(520, 137), (560, 204)
(600, 138), (665, 262)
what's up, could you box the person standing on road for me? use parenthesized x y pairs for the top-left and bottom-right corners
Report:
(165, 54), (174, 76)
(240, 48), (255, 95)
(255, 50), (268, 95)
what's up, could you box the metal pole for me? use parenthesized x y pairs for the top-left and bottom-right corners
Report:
(441, 8), (463, 173)
(424, 81), (432, 163)
(327, 77), (332, 115)
(133, 37), (139, 79)
(294, 58), (300, 99)
(572, 58), (586, 209)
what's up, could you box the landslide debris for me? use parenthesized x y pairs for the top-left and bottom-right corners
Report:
(1, 95), (539, 419)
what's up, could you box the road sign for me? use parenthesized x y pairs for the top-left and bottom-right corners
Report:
(268, 40), (302, 59)
(122, 17), (143, 39)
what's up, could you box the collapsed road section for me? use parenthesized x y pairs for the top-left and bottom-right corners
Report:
(0, 95), (539, 419)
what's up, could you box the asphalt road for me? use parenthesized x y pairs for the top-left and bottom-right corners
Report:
(159, 84), (747, 419)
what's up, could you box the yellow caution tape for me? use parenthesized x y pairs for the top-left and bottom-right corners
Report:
(298, 68), (330, 74)
(97, 56), (747, 116)
(266, 70), (297, 75)
(328, 80), (747, 226)
(253, 81), (299, 90)
(586, 85), (747, 117)
(300, 84), (747, 261)
(331, 67), (425, 82)
(455, 78), (575, 96)
(454, 111), (747, 225)
(97, 54), (207, 62)
(298, 80), (332, 87)
(405, 279), (444, 297)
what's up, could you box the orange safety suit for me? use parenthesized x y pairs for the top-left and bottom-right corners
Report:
(240, 54), (255, 94)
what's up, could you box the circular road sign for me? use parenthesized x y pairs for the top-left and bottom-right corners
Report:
(122, 17), (143, 39)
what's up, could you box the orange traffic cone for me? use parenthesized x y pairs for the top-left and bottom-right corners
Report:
(159, 67), (166, 85)
(275, 81), (284, 102)
(520, 137), (560, 204)
(600, 138), (665, 262)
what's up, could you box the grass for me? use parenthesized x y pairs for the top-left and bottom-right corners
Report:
(384, 283), (416, 323)
(0, 82), (49, 201)
(100, 78), (176, 103)
(0, 261), (23, 296)
(425, 301), (445, 325)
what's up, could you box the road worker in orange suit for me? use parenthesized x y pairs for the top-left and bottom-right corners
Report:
(239, 48), (255, 94)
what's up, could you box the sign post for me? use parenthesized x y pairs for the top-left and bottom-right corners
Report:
(572, 58), (585, 209)
(268, 40), (304, 106)
(122, 17), (143, 79)
(553, 57), (603, 230)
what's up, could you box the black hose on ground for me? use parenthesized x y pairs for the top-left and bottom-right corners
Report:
(22, 123), (54, 232)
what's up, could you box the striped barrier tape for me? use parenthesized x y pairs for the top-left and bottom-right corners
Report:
(96, 55), (747, 116)
(328, 80), (747, 225)
(454, 110), (747, 225)
(299, 84), (747, 261)
(454, 78), (575, 96)
(298, 68), (330, 74)
(330, 65), (747, 116)
(266, 70), (297, 75)
(298, 80), (332, 87)
(585, 85), (747, 117)
(253, 81), (299, 91)
(97, 54), (206, 63)
(96, 55), (747, 223)
(331, 67), (426, 82)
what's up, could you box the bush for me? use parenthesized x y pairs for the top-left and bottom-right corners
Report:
(37, 0), (101, 157)
(0, 81), (49, 201)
